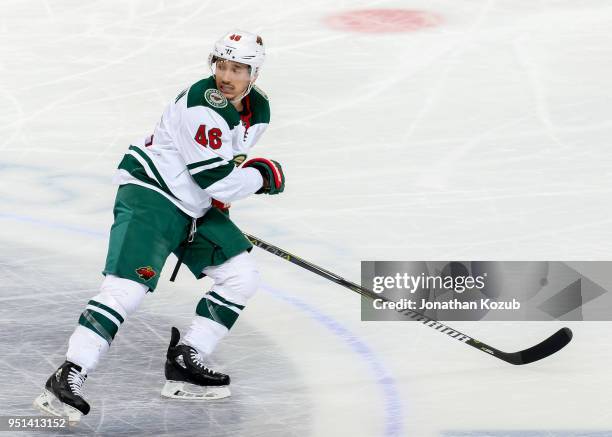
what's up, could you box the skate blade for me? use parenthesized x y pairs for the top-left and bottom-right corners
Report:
(33, 390), (82, 425)
(161, 381), (231, 400)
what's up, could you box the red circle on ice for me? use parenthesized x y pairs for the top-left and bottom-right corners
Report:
(325, 9), (442, 33)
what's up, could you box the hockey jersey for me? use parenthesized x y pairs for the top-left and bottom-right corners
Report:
(113, 76), (271, 218)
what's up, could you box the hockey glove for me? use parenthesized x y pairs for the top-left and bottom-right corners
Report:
(243, 158), (285, 195)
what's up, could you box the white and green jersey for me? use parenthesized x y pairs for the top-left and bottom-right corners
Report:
(113, 76), (271, 218)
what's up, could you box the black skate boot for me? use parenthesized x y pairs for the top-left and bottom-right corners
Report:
(33, 361), (90, 424)
(161, 326), (231, 400)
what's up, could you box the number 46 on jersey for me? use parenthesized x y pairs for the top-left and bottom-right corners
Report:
(194, 125), (222, 150)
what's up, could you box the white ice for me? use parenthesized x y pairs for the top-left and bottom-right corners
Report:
(1, 1), (611, 436)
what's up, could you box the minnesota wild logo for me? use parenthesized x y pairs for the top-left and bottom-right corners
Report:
(136, 266), (156, 281)
(205, 88), (228, 108)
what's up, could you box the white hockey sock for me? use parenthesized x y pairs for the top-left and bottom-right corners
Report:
(66, 325), (109, 373)
(182, 315), (229, 356)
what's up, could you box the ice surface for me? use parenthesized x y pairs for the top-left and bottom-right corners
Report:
(1, 1), (611, 436)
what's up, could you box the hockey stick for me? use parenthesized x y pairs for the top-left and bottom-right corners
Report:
(245, 233), (573, 365)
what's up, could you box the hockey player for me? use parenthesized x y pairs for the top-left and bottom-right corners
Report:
(34, 30), (284, 423)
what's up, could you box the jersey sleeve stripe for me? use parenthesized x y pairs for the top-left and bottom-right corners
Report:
(186, 157), (223, 170)
(191, 161), (235, 189)
(188, 158), (229, 175)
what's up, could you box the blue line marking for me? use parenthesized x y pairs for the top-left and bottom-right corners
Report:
(262, 283), (404, 437)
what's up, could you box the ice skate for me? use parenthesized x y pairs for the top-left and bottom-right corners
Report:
(33, 361), (90, 424)
(161, 327), (231, 400)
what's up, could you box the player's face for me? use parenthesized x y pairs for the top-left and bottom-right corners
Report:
(214, 60), (251, 100)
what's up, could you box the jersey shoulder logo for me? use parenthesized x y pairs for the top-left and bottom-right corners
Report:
(204, 88), (228, 108)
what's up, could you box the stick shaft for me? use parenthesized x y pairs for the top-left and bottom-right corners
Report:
(245, 232), (572, 365)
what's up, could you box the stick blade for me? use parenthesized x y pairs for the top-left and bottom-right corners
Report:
(504, 327), (573, 365)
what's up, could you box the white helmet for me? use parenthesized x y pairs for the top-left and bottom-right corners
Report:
(208, 30), (265, 81)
